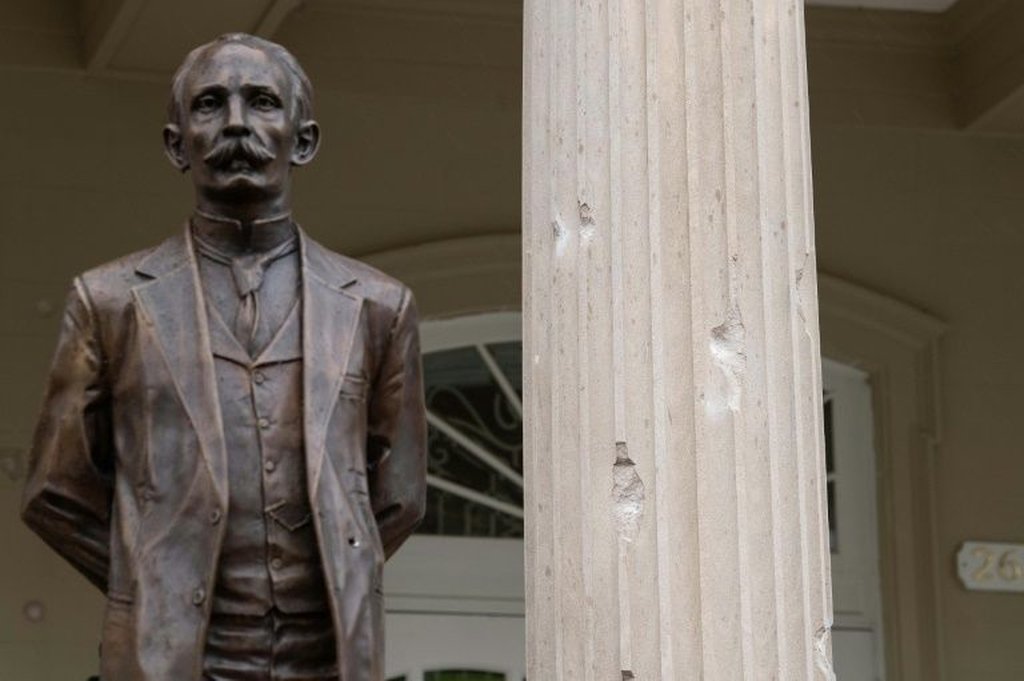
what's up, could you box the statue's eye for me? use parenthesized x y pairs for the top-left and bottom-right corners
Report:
(252, 94), (280, 111)
(193, 95), (220, 113)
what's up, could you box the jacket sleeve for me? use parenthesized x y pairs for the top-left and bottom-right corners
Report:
(366, 287), (427, 560)
(21, 277), (114, 592)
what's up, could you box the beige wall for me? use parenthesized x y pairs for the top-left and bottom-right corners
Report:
(0, 2), (1022, 680)
(813, 125), (1024, 681)
(806, 9), (1024, 678)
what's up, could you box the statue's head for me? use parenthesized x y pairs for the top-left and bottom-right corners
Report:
(162, 34), (320, 213)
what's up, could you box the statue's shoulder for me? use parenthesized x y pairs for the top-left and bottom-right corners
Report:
(75, 232), (184, 310)
(78, 246), (156, 283)
(303, 234), (410, 312)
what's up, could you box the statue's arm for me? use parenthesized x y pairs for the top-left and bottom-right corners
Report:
(21, 277), (113, 592)
(366, 287), (427, 560)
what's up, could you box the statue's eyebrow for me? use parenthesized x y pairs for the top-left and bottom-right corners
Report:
(189, 84), (227, 103)
(243, 84), (284, 99)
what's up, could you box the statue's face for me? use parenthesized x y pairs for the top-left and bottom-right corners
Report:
(171, 42), (308, 205)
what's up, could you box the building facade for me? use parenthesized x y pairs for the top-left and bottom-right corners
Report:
(0, 0), (1022, 679)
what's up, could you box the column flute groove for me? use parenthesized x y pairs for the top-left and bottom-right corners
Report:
(524, 0), (832, 678)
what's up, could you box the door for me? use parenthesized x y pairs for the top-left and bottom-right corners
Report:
(824, 358), (886, 680)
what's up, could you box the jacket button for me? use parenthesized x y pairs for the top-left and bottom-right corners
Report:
(192, 588), (206, 606)
(253, 371), (266, 385)
(257, 417), (270, 430)
(209, 509), (222, 525)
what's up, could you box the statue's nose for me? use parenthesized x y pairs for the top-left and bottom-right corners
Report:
(223, 97), (250, 137)
(223, 122), (250, 138)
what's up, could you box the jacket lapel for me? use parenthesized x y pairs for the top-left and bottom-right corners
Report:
(132, 227), (228, 507)
(301, 231), (362, 499)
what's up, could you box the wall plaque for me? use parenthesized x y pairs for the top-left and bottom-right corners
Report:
(957, 541), (1024, 593)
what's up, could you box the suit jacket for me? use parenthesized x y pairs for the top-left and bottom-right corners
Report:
(21, 225), (428, 681)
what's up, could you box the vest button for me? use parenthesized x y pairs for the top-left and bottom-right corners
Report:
(192, 588), (206, 606)
(264, 460), (277, 473)
(257, 417), (270, 430)
(209, 509), (222, 525)
(253, 371), (266, 385)
(271, 558), (283, 571)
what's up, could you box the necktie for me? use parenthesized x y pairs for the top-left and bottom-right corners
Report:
(231, 253), (267, 355)
(194, 233), (297, 356)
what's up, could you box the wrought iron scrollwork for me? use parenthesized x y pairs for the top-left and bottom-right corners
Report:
(418, 343), (524, 538)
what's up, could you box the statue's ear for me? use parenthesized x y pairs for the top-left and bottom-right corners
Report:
(162, 124), (189, 172)
(291, 120), (321, 167)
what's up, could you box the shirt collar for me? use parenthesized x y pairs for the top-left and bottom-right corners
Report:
(191, 209), (296, 256)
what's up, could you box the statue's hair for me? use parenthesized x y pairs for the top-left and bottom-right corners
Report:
(167, 33), (314, 128)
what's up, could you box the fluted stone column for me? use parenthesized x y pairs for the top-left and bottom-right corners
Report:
(522, 0), (833, 679)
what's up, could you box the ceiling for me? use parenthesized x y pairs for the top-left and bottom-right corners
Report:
(4, 0), (1020, 132)
(806, 0), (956, 10)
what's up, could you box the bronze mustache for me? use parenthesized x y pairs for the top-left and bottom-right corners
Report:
(203, 136), (276, 169)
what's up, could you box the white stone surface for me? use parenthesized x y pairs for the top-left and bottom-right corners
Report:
(522, 0), (833, 678)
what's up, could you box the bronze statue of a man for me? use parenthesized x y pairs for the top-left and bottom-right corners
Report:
(21, 33), (427, 681)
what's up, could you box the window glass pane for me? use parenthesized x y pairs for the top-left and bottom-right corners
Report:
(827, 480), (837, 553)
(424, 671), (506, 681)
(823, 396), (835, 474)
(823, 396), (837, 553)
(484, 342), (523, 399)
(418, 343), (524, 538)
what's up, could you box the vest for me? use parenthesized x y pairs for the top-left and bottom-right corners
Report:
(204, 295), (330, 616)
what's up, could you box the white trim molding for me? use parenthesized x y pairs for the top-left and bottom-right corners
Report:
(818, 273), (946, 681)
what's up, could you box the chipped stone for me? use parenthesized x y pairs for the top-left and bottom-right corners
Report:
(612, 442), (644, 542)
(709, 307), (746, 412)
(814, 623), (837, 681)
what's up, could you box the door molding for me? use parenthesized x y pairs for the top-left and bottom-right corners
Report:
(818, 273), (946, 681)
